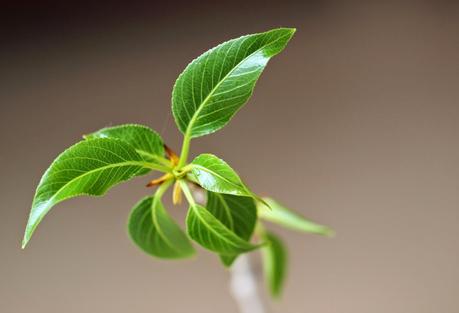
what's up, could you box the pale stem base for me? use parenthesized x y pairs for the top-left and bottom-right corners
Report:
(229, 254), (266, 313)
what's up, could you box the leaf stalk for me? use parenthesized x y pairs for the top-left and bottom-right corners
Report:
(177, 132), (191, 169)
(179, 180), (196, 206)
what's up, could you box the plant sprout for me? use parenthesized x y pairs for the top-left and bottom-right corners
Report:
(22, 27), (333, 301)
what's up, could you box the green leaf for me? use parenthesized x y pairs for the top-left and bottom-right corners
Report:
(262, 231), (287, 298)
(186, 204), (260, 255)
(22, 138), (152, 248)
(128, 195), (195, 259)
(84, 124), (168, 168)
(190, 154), (260, 200)
(172, 28), (295, 138)
(259, 198), (334, 236)
(206, 192), (257, 266)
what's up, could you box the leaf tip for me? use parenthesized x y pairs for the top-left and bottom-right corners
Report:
(270, 289), (283, 299)
(323, 227), (336, 238)
(146, 173), (172, 187)
(278, 27), (296, 38)
(313, 224), (335, 237)
(164, 144), (180, 165)
(285, 28), (296, 44)
(21, 235), (29, 249)
(220, 257), (235, 268)
(21, 222), (34, 249)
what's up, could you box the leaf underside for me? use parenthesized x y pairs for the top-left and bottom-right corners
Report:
(128, 196), (195, 259)
(23, 138), (147, 248)
(172, 28), (295, 138)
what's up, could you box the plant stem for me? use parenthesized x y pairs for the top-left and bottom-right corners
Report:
(230, 254), (266, 313)
(177, 132), (191, 168)
(179, 180), (196, 206)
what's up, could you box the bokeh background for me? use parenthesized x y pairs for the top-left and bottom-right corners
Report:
(1, 1), (458, 312)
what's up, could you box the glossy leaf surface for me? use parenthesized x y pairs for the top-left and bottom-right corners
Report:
(84, 124), (166, 166)
(128, 196), (195, 259)
(23, 138), (149, 247)
(172, 28), (295, 138)
(186, 204), (259, 255)
(206, 192), (257, 266)
(262, 231), (287, 297)
(259, 198), (334, 236)
(190, 154), (254, 197)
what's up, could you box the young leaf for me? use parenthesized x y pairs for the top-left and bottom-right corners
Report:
(186, 204), (260, 255)
(128, 195), (195, 259)
(190, 154), (260, 200)
(84, 124), (167, 167)
(172, 28), (295, 138)
(262, 231), (288, 298)
(22, 138), (153, 248)
(206, 192), (257, 267)
(258, 198), (334, 236)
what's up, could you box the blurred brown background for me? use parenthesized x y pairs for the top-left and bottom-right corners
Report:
(1, 1), (458, 312)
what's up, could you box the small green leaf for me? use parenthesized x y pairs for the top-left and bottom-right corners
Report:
(128, 195), (195, 259)
(23, 138), (152, 248)
(172, 28), (295, 138)
(84, 124), (168, 168)
(259, 198), (334, 236)
(206, 192), (257, 267)
(190, 154), (259, 198)
(186, 204), (259, 255)
(262, 231), (287, 298)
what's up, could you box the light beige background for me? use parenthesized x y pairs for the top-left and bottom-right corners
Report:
(1, 2), (458, 312)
